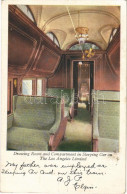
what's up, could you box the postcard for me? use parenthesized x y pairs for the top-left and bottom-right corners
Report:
(0, 0), (126, 193)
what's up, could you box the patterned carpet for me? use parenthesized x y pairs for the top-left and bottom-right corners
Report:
(57, 103), (92, 151)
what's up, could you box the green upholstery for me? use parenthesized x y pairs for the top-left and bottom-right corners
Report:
(92, 90), (120, 152)
(7, 127), (50, 151)
(13, 96), (56, 130)
(47, 88), (74, 117)
(64, 107), (70, 117)
(7, 114), (14, 129)
(98, 138), (119, 152)
(7, 96), (61, 151)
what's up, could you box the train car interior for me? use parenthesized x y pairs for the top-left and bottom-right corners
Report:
(7, 5), (120, 152)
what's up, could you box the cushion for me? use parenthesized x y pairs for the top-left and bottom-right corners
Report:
(98, 137), (119, 152)
(98, 115), (119, 139)
(7, 127), (50, 151)
(13, 96), (56, 130)
(47, 88), (74, 107)
(64, 107), (70, 117)
(7, 114), (14, 129)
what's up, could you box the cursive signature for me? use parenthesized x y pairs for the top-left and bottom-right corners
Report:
(57, 175), (96, 191)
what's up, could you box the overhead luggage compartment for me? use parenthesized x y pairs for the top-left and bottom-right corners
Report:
(8, 5), (61, 77)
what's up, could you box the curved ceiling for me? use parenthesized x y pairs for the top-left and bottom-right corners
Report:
(29, 5), (120, 50)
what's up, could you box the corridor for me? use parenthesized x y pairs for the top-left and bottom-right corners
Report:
(57, 103), (92, 151)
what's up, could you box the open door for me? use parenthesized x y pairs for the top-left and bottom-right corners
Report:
(73, 61), (94, 114)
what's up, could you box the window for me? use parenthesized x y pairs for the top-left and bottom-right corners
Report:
(37, 79), (42, 96)
(47, 32), (54, 41)
(22, 78), (47, 96)
(109, 28), (118, 43)
(22, 79), (32, 95)
(54, 37), (60, 47)
(16, 5), (36, 23)
(46, 32), (60, 47)
(69, 43), (100, 50)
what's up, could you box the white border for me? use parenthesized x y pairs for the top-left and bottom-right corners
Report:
(1, 1), (126, 193)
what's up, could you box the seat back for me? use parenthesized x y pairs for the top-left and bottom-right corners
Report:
(12, 96), (59, 130)
(47, 88), (74, 106)
(92, 90), (120, 140)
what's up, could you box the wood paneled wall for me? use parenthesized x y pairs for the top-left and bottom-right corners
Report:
(8, 5), (61, 79)
(47, 55), (66, 88)
(48, 29), (120, 91)
(102, 28), (120, 90)
(8, 5), (120, 92)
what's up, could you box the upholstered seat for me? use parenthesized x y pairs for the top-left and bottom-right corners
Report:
(47, 88), (74, 118)
(92, 90), (120, 152)
(7, 95), (67, 151)
(98, 138), (119, 152)
(7, 127), (50, 151)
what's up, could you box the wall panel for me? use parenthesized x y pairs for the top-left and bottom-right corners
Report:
(47, 55), (66, 88)
(8, 5), (61, 78)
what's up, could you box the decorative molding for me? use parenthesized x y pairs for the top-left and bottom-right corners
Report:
(42, 9), (120, 31)
(9, 5), (61, 55)
(9, 23), (38, 75)
(32, 46), (61, 74)
(66, 40), (102, 51)
(32, 44), (45, 70)
(47, 55), (65, 88)
(107, 27), (120, 52)
(98, 24), (115, 47)
(9, 6), (62, 77)
(106, 47), (120, 77)
(63, 50), (106, 57)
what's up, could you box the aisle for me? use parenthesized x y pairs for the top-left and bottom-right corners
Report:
(57, 103), (92, 151)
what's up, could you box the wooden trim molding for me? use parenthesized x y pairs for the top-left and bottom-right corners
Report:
(9, 23), (38, 75)
(106, 26), (120, 52)
(32, 46), (61, 74)
(9, 5), (61, 54)
(62, 50), (106, 55)
(9, 5), (62, 78)
(66, 40), (102, 51)
(32, 44), (45, 70)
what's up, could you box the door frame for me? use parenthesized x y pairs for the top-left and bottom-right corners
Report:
(71, 59), (95, 90)
(71, 60), (95, 112)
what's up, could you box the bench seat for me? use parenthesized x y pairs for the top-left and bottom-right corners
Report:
(92, 90), (120, 152)
(7, 95), (67, 151)
(7, 127), (50, 151)
(47, 88), (74, 118)
(98, 137), (119, 152)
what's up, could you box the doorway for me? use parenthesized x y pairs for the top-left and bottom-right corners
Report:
(73, 61), (94, 114)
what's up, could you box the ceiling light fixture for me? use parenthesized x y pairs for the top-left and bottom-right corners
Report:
(75, 11), (89, 44)
(85, 48), (95, 58)
(78, 61), (83, 66)
(66, 7), (94, 60)
(75, 27), (89, 44)
(66, 6), (84, 56)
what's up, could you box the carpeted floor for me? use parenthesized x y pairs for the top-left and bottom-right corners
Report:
(57, 103), (93, 151)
